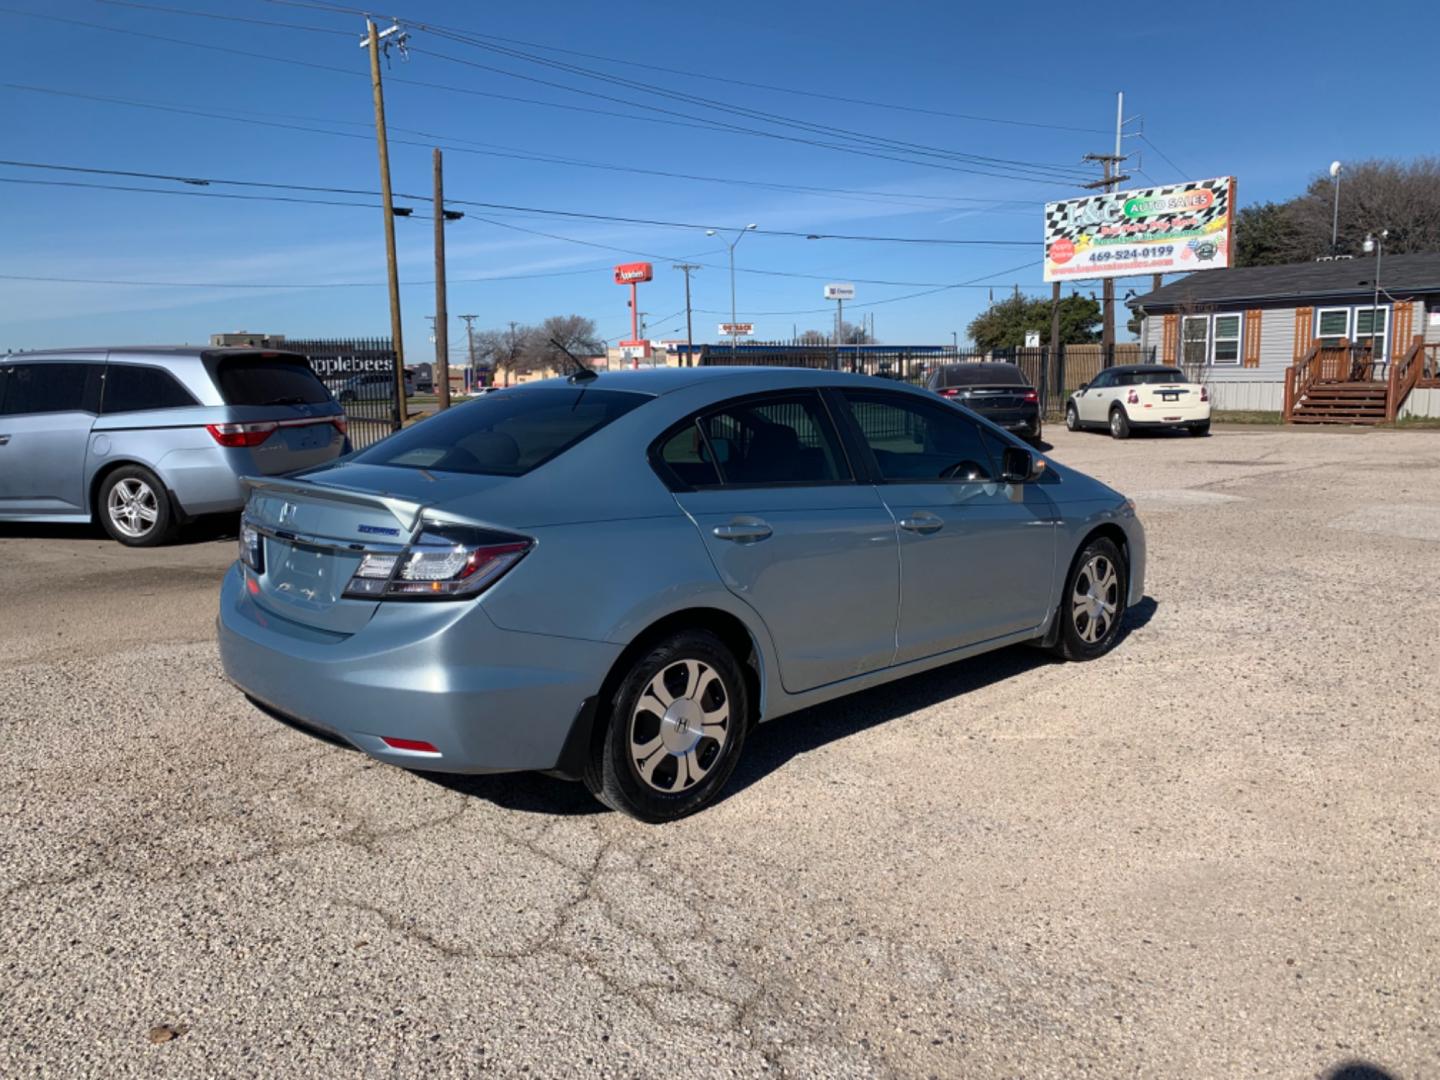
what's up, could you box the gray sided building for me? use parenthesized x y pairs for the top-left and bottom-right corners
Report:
(1127, 254), (1440, 417)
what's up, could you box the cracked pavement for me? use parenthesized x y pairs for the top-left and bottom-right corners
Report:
(2, 426), (1438, 1078)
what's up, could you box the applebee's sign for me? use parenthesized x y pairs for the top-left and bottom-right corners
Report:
(613, 262), (653, 284)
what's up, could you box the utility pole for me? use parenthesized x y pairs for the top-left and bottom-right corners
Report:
(673, 262), (700, 364)
(1082, 91), (1131, 359)
(432, 148), (452, 411)
(458, 314), (477, 389)
(362, 19), (407, 428)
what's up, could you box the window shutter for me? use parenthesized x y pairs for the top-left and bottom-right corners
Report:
(1392, 301), (1414, 356)
(1243, 310), (1262, 368)
(1162, 314), (1178, 364)
(1293, 307), (1314, 361)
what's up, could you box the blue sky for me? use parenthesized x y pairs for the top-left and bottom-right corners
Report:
(3, 0), (1432, 358)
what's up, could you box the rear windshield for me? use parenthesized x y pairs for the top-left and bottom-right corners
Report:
(211, 354), (332, 406)
(942, 364), (1027, 387)
(352, 386), (649, 476)
(1117, 368), (1187, 386)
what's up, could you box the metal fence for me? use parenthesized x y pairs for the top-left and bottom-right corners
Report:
(286, 337), (401, 450)
(694, 342), (1157, 419)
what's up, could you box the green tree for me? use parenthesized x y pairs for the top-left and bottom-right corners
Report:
(966, 294), (1100, 350)
(1234, 201), (1306, 266)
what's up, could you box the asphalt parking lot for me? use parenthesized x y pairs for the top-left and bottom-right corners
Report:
(2, 425), (1437, 1079)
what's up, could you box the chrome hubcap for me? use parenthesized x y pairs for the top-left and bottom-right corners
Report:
(1111, 413), (1122, 434)
(106, 478), (158, 538)
(629, 659), (730, 793)
(1071, 554), (1119, 644)
(1066, 407), (1077, 429)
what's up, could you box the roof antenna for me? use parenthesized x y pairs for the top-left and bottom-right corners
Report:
(550, 338), (598, 383)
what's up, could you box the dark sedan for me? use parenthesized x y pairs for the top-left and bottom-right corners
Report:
(927, 363), (1042, 444)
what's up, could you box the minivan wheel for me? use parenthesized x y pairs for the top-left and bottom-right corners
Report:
(1052, 536), (1128, 661)
(98, 465), (177, 547)
(1065, 403), (1080, 431)
(584, 630), (749, 822)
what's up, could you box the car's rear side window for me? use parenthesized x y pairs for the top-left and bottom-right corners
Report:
(212, 355), (332, 406)
(0, 363), (104, 416)
(102, 364), (199, 414)
(352, 386), (649, 476)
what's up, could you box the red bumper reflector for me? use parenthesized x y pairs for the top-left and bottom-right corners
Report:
(381, 737), (439, 754)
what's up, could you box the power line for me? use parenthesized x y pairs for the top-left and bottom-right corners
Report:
(9, 6), (1093, 189)
(0, 159), (1037, 244)
(263, 0), (1109, 134)
(1137, 134), (1192, 181)
(2, 82), (1035, 214)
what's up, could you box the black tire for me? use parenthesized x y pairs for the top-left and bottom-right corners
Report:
(1190, 420), (1211, 437)
(97, 464), (178, 547)
(1052, 536), (1128, 661)
(583, 629), (749, 822)
(1065, 403), (1080, 431)
(1109, 406), (1131, 440)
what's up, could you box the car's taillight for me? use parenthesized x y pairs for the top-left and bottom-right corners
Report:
(343, 522), (532, 601)
(207, 421), (277, 448)
(1127, 390), (1140, 404)
(1200, 385), (1210, 402)
(1021, 389), (1039, 403)
(239, 521), (264, 572)
(939, 388), (959, 397)
(331, 416), (348, 436)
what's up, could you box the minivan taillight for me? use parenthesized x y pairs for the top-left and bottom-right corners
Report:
(343, 523), (532, 600)
(207, 421), (277, 448)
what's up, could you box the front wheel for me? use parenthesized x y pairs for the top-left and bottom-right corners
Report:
(584, 630), (749, 822)
(1065, 403), (1080, 431)
(1109, 407), (1131, 439)
(1052, 537), (1128, 661)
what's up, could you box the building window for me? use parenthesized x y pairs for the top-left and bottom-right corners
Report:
(1181, 316), (1209, 368)
(1354, 306), (1388, 361)
(1211, 314), (1242, 365)
(1316, 307), (1351, 348)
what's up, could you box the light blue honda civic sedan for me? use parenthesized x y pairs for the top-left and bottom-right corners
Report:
(218, 366), (1145, 821)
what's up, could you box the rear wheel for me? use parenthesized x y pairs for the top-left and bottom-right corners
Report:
(584, 630), (749, 822)
(1190, 420), (1211, 436)
(1053, 537), (1127, 661)
(98, 465), (177, 547)
(1109, 406), (1131, 440)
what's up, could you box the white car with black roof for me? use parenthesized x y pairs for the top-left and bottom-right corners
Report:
(1065, 364), (1211, 439)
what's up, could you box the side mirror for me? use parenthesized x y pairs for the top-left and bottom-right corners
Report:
(1000, 446), (1045, 483)
(1077, 382), (1089, 392)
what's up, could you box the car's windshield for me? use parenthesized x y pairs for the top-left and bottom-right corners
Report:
(942, 364), (1027, 387)
(352, 386), (649, 476)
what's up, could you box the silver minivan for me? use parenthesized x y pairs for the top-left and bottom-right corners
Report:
(0, 347), (348, 545)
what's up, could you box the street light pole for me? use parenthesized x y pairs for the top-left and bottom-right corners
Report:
(1363, 229), (1388, 365)
(1330, 161), (1343, 254)
(707, 224), (756, 355)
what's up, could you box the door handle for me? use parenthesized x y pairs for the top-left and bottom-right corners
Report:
(712, 519), (773, 543)
(899, 514), (944, 535)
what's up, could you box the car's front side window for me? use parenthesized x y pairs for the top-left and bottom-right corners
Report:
(841, 391), (996, 483)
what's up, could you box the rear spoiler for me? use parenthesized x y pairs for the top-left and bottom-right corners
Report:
(241, 475), (426, 533)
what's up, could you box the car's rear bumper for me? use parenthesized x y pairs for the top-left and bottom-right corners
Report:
(1124, 402), (1211, 426)
(972, 406), (1042, 437)
(216, 563), (621, 774)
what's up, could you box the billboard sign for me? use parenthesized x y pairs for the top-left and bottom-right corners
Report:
(1043, 176), (1235, 282)
(823, 283), (856, 300)
(718, 323), (754, 336)
(613, 262), (653, 284)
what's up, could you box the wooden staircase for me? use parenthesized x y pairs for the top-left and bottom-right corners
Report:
(1290, 380), (1388, 424)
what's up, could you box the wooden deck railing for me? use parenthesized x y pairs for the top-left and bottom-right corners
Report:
(1419, 343), (1440, 388)
(1283, 342), (1320, 420)
(1386, 336), (1425, 421)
